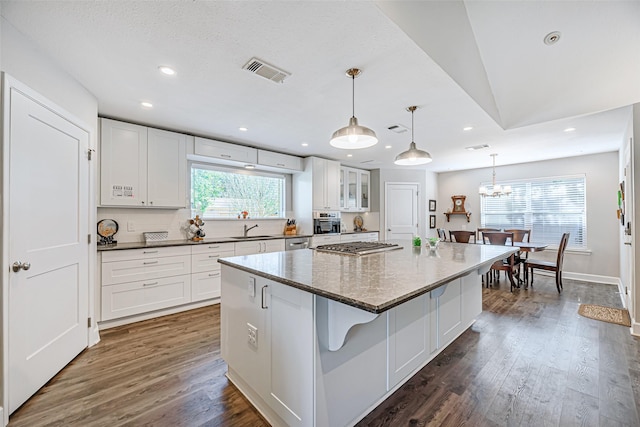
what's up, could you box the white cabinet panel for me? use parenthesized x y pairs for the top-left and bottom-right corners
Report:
(101, 245), (190, 263)
(100, 118), (186, 208)
(310, 235), (341, 248)
(257, 149), (302, 171)
(101, 274), (191, 320)
(195, 136), (258, 163)
(433, 279), (464, 349)
(191, 270), (221, 302)
(340, 166), (370, 212)
(191, 249), (234, 274)
(339, 232), (378, 243)
(235, 239), (284, 256)
(102, 255), (191, 286)
(312, 157), (340, 211)
(191, 242), (235, 255)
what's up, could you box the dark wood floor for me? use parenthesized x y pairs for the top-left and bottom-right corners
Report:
(9, 276), (640, 426)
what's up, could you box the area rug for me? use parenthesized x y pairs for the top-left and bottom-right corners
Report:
(578, 304), (631, 327)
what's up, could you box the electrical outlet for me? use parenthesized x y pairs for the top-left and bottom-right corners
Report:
(127, 221), (135, 232)
(247, 323), (258, 348)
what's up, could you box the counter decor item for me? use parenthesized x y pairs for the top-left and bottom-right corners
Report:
(97, 219), (118, 246)
(284, 218), (297, 235)
(187, 215), (206, 241)
(427, 237), (439, 251)
(412, 236), (422, 247)
(143, 231), (168, 243)
(354, 215), (365, 232)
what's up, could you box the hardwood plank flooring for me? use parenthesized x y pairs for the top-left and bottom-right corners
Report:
(9, 276), (640, 426)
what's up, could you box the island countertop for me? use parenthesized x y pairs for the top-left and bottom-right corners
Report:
(218, 241), (517, 313)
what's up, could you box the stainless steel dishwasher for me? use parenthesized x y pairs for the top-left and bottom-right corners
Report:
(285, 236), (310, 251)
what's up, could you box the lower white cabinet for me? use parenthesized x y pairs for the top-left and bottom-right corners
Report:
(222, 266), (314, 427)
(339, 232), (378, 243)
(234, 239), (285, 256)
(191, 242), (235, 302)
(310, 234), (341, 248)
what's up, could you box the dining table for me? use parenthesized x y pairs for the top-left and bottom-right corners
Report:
(476, 237), (549, 288)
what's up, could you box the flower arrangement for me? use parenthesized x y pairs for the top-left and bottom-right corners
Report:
(412, 236), (422, 247)
(428, 237), (439, 250)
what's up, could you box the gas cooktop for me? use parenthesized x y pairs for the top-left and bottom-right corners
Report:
(314, 241), (402, 256)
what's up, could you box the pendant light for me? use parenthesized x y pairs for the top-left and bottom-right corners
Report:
(330, 68), (378, 149)
(479, 154), (512, 197)
(394, 106), (432, 165)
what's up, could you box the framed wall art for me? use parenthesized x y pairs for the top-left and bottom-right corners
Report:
(429, 215), (436, 229)
(429, 199), (436, 212)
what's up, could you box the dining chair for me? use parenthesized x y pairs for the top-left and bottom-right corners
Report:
(504, 229), (531, 277)
(449, 230), (475, 243)
(483, 232), (519, 291)
(477, 228), (500, 243)
(525, 232), (570, 293)
(437, 228), (447, 241)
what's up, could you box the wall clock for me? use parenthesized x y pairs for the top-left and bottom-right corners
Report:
(451, 195), (467, 213)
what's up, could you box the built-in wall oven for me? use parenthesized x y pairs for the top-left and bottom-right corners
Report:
(313, 211), (341, 235)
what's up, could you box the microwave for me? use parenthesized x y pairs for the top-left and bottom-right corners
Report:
(313, 211), (341, 235)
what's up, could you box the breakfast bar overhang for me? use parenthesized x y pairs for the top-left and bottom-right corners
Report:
(219, 242), (517, 427)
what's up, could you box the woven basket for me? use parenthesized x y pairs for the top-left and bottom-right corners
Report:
(143, 231), (169, 243)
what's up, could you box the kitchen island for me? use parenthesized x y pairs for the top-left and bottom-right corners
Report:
(219, 241), (517, 427)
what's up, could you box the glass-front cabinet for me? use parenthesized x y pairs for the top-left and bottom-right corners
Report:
(340, 166), (370, 212)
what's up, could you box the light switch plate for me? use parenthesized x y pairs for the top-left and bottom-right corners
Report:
(248, 277), (256, 297)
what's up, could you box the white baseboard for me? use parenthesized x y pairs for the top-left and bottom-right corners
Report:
(1, 406), (5, 427)
(533, 270), (618, 285)
(98, 298), (219, 330)
(631, 321), (640, 337)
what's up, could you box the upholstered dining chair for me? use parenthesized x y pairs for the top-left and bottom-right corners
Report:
(525, 232), (570, 293)
(477, 228), (500, 243)
(437, 228), (447, 241)
(449, 230), (475, 243)
(483, 232), (518, 291)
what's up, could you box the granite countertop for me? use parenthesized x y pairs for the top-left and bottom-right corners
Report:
(218, 241), (517, 314)
(97, 234), (313, 251)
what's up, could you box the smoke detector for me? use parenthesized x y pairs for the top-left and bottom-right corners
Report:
(243, 58), (291, 84)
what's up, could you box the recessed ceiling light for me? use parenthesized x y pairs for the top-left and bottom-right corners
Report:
(158, 66), (176, 76)
(463, 126), (473, 131)
(140, 101), (153, 108)
(385, 145), (392, 149)
(347, 154), (353, 157)
(544, 31), (561, 45)
(564, 127), (576, 132)
(301, 142), (309, 147)
(239, 127), (248, 132)
(244, 164), (255, 169)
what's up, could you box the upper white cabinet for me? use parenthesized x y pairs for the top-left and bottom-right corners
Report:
(195, 136), (257, 164)
(100, 118), (187, 208)
(257, 150), (302, 171)
(312, 157), (341, 211)
(340, 167), (370, 212)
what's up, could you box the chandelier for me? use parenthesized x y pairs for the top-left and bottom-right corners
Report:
(479, 154), (511, 197)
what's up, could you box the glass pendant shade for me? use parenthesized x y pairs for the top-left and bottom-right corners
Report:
(394, 106), (433, 165)
(330, 116), (378, 149)
(330, 68), (378, 149)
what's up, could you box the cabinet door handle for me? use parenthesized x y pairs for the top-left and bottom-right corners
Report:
(208, 255), (219, 258)
(208, 245), (220, 249)
(143, 260), (158, 265)
(220, 154), (231, 158)
(277, 163), (285, 167)
(143, 281), (159, 287)
(208, 272), (220, 277)
(261, 285), (268, 309)
(143, 250), (158, 254)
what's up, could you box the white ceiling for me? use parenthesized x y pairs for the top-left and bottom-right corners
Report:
(2, 1), (638, 172)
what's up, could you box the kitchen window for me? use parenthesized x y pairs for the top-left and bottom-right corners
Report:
(191, 164), (285, 219)
(480, 175), (587, 248)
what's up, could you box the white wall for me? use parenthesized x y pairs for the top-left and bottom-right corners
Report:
(377, 168), (438, 241)
(632, 104), (640, 333)
(438, 152), (620, 279)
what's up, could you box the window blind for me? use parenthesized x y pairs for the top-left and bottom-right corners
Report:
(480, 175), (586, 248)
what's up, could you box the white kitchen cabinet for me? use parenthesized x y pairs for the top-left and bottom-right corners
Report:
(100, 118), (187, 208)
(195, 136), (258, 164)
(312, 157), (341, 211)
(257, 149), (302, 171)
(340, 166), (370, 212)
(221, 266), (314, 427)
(234, 239), (285, 256)
(310, 234), (341, 248)
(191, 242), (235, 302)
(101, 246), (192, 321)
(339, 232), (378, 243)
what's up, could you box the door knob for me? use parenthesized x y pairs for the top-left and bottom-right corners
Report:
(12, 261), (31, 272)
(387, 228), (391, 232)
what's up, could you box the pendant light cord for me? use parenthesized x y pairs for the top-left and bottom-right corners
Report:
(411, 108), (415, 142)
(351, 73), (355, 118)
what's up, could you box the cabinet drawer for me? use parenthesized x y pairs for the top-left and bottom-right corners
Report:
(195, 137), (258, 163)
(191, 242), (235, 255)
(191, 250), (234, 274)
(102, 255), (191, 286)
(310, 235), (341, 247)
(191, 270), (221, 302)
(102, 245), (190, 263)
(101, 274), (191, 321)
(257, 149), (302, 171)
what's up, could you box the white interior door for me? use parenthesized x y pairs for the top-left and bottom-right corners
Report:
(7, 83), (90, 413)
(623, 141), (634, 312)
(385, 183), (419, 240)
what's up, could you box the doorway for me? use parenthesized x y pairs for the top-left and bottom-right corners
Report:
(385, 182), (419, 241)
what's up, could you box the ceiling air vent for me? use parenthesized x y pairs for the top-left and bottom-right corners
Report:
(387, 124), (409, 134)
(243, 57), (291, 84)
(465, 144), (490, 151)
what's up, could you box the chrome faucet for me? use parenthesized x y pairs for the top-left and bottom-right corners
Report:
(243, 224), (259, 237)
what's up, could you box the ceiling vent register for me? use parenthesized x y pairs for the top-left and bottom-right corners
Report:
(243, 58), (291, 84)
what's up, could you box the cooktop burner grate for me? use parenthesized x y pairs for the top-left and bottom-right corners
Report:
(314, 241), (402, 255)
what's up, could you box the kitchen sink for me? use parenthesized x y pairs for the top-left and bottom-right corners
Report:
(230, 235), (275, 240)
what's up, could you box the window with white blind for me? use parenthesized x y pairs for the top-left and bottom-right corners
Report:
(480, 175), (586, 248)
